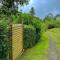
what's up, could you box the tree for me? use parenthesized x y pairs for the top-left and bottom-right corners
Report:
(29, 7), (35, 17)
(19, 0), (29, 5)
(55, 14), (60, 18)
(44, 13), (54, 22)
(0, 0), (29, 13)
(29, 7), (35, 24)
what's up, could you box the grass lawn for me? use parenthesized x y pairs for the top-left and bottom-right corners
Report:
(16, 32), (49, 60)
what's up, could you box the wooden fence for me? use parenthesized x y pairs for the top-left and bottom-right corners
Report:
(9, 24), (23, 60)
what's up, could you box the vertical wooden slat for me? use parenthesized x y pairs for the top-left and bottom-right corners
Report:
(9, 24), (13, 60)
(12, 24), (23, 60)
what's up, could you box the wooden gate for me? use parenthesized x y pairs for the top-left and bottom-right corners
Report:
(9, 24), (23, 60)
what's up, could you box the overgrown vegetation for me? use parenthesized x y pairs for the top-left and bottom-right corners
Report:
(0, 0), (60, 60)
(24, 25), (36, 48)
(16, 32), (49, 60)
(0, 12), (60, 60)
(0, 23), (9, 60)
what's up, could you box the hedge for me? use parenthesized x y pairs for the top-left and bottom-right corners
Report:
(23, 25), (36, 48)
(0, 24), (9, 60)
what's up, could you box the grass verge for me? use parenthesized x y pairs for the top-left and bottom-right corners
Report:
(16, 32), (49, 60)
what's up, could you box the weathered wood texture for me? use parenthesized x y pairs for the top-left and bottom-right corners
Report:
(12, 24), (23, 60)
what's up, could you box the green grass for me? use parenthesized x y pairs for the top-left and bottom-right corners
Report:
(47, 28), (60, 42)
(56, 32), (60, 37)
(16, 32), (49, 60)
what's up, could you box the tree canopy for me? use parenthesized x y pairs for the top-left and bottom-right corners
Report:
(29, 7), (35, 16)
(0, 0), (29, 13)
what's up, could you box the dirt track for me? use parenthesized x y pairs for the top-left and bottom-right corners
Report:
(48, 34), (58, 60)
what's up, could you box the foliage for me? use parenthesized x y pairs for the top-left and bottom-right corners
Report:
(21, 13), (31, 24)
(19, 0), (29, 5)
(29, 7), (35, 17)
(12, 13), (31, 24)
(23, 25), (36, 48)
(0, 24), (9, 60)
(48, 24), (55, 29)
(12, 13), (21, 23)
(1, 12), (60, 57)
(16, 31), (49, 60)
(32, 18), (42, 42)
(0, 0), (29, 14)
(43, 13), (60, 30)
(55, 17), (60, 27)
(12, 13), (42, 49)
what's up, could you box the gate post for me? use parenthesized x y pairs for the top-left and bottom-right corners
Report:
(9, 23), (13, 60)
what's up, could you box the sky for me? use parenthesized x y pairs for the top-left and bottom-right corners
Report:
(18, 0), (60, 19)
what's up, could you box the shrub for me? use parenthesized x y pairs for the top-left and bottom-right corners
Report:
(48, 24), (55, 29)
(0, 24), (9, 60)
(23, 25), (36, 48)
(31, 18), (41, 42)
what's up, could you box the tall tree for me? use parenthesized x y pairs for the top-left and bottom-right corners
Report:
(0, 0), (29, 13)
(29, 7), (35, 24)
(29, 7), (35, 17)
(44, 13), (54, 22)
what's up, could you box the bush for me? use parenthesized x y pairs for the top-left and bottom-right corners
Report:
(0, 24), (9, 60)
(48, 24), (55, 29)
(23, 25), (36, 48)
(31, 18), (41, 42)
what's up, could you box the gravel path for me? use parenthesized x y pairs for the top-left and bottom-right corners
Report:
(48, 34), (58, 60)
(54, 33), (60, 41)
